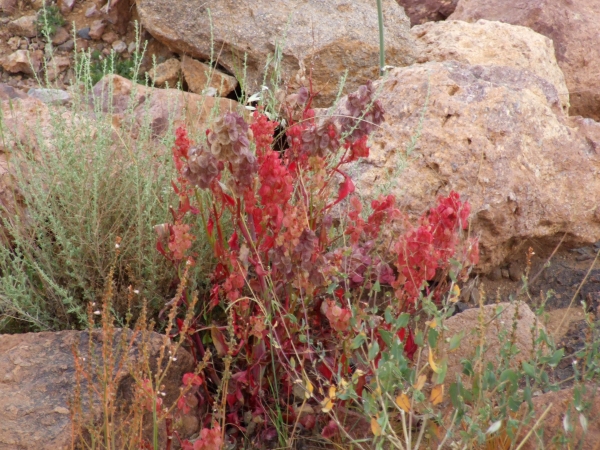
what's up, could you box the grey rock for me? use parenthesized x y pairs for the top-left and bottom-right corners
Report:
(56, 39), (74, 52)
(27, 88), (72, 105)
(77, 27), (91, 40)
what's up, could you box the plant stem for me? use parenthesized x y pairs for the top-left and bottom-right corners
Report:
(376, 0), (385, 76)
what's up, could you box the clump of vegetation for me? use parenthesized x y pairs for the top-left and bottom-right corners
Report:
(87, 50), (139, 85)
(37, 4), (65, 38)
(1, 12), (599, 448)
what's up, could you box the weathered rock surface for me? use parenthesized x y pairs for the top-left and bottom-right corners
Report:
(412, 19), (569, 113)
(148, 57), (182, 87)
(57, 0), (75, 14)
(136, 0), (417, 106)
(92, 74), (242, 138)
(181, 56), (237, 97)
(1, 49), (42, 75)
(27, 88), (72, 105)
(0, 329), (194, 450)
(518, 385), (600, 450)
(0, 94), (70, 235)
(351, 61), (600, 271)
(440, 302), (542, 386)
(396, 0), (458, 26)
(0, 0), (17, 14)
(450, 0), (600, 120)
(89, 19), (107, 40)
(7, 15), (38, 38)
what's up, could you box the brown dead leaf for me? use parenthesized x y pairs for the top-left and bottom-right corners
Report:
(395, 393), (411, 412)
(430, 384), (444, 405)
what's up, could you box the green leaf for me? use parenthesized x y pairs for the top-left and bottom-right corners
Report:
(414, 330), (424, 347)
(522, 362), (536, 378)
(523, 386), (533, 410)
(449, 331), (465, 352)
(500, 369), (518, 393)
(368, 341), (380, 361)
(428, 328), (439, 349)
(351, 333), (367, 350)
(542, 349), (565, 368)
(461, 359), (474, 377)
(449, 382), (461, 408)
(508, 396), (521, 412)
(396, 313), (410, 329)
(384, 307), (393, 324)
(372, 280), (381, 293)
(379, 329), (393, 347)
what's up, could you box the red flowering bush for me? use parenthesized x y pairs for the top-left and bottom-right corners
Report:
(157, 81), (478, 447)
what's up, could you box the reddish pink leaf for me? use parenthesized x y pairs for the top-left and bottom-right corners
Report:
(210, 326), (229, 357)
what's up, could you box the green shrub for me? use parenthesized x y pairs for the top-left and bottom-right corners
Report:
(0, 59), (217, 332)
(37, 5), (65, 38)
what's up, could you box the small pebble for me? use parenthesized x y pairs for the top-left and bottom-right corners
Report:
(112, 40), (127, 54)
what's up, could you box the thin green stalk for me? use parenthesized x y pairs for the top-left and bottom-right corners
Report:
(376, 0), (385, 76)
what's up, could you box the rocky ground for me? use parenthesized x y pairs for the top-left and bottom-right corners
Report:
(2, 0), (600, 448)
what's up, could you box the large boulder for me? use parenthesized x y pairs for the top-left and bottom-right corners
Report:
(412, 19), (569, 113)
(439, 302), (542, 386)
(518, 385), (600, 450)
(0, 329), (195, 449)
(136, 0), (418, 107)
(350, 61), (600, 271)
(91, 74), (242, 137)
(449, 0), (600, 121)
(396, 0), (458, 26)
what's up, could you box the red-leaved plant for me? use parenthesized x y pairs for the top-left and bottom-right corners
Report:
(156, 81), (479, 447)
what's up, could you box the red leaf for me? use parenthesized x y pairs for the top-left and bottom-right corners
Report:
(207, 218), (214, 237)
(325, 171), (355, 210)
(300, 414), (316, 430)
(322, 420), (339, 439)
(228, 231), (239, 251)
(211, 326), (229, 357)
(182, 373), (203, 387)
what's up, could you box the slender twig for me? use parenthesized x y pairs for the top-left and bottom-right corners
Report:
(376, 0), (385, 76)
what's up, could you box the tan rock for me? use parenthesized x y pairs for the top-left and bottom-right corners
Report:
(148, 58), (181, 88)
(1, 50), (42, 75)
(137, 0), (417, 107)
(349, 61), (600, 271)
(7, 15), (38, 38)
(0, 96), (65, 231)
(0, 0), (17, 14)
(88, 19), (107, 40)
(92, 74), (242, 138)
(139, 38), (175, 75)
(57, 0), (75, 13)
(412, 19), (569, 113)
(44, 55), (70, 82)
(518, 385), (600, 450)
(101, 30), (118, 44)
(450, 0), (600, 120)
(0, 329), (194, 450)
(181, 56), (237, 97)
(51, 26), (71, 45)
(439, 302), (542, 386)
(397, 0), (458, 26)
